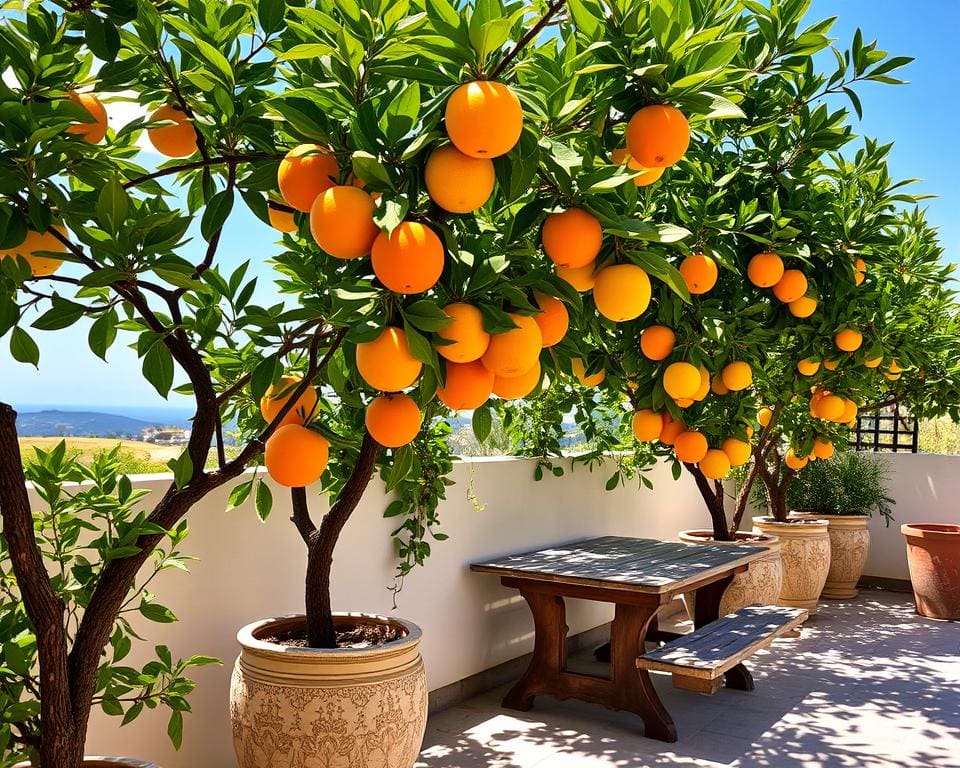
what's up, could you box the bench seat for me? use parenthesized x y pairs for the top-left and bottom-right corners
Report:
(636, 604), (808, 694)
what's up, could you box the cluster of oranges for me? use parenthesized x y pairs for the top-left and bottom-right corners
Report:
(745, 251), (817, 317)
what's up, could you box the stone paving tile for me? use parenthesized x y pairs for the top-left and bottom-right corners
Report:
(418, 590), (960, 768)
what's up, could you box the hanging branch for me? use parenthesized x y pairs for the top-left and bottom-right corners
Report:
(489, 0), (568, 79)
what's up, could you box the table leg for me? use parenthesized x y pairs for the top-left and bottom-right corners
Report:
(693, 575), (755, 692)
(594, 612), (664, 662)
(502, 588), (568, 711)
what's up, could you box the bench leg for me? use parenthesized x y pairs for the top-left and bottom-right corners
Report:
(724, 663), (755, 691)
(693, 575), (755, 692)
(502, 589), (567, 711)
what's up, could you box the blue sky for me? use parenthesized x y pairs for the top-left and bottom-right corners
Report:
(2, 0), (958, 411)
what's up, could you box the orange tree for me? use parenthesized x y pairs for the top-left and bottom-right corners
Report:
(0, 0), (821, 765)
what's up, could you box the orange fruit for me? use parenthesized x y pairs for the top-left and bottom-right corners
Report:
(481, 314), (542, 377)
(640, 326), (675, 361)
(631, 409), (663, 441)
(424, 144), (496, 212)
(659, 413), (685, 445)
(746, 252), (784, 288)
(355, 327), (422, 391)
(556, 262), (596, 292)
(888, 360), (903, 374)
(493, 361), (541, 400)
(593, 264), (651, 321)
(721, 361), (752, 391)
(445, 80), (523, 159)
(0, 228), (67, 276)
(693, 365), (711, 401)
(841, 399), (858, 423)
(797, 358), (820, 376)
(147, 104), (197, 158)
(772, 269), (808, 303)
(66, 91), (108, 143)
(371, 221), (444, 294)
(542, 208), (603, 268)
(310, 185), (379, 259)
(711, 374), (730, 395)
(699, 449), (731, 480)
(365, 393), (422, 447)
(812, 438), (834, 460)
(784, 448), (808, 471)
(260, 375), (319, 427)
(662, 362), (701, 400)
(674, 397), (695, 409)
(277, 144), (339, 212)
(884, 372), (902, 381)
(436, 303), (490, 362)
(437, 360), (495, 410)
(625, 104), (690, 168)
(788, 295), (818, 318)
(571, 357), (605, 387)
(268, 205), (298, 233)
(864, 355), (883, 369)
(533, 292), (569, 347)
(816, 394), (845, 421)
(823, 358), (840, 371)
(679, 253), (718, 295)
(674, 430), (708, 463)
(722, 437), (751, 467)
(758, 407), (773, 427)
(835, 327), (863, 352)
(854, 257), (866, 272)
(264, 424), (330, 488)
(610, 148), (665, 186)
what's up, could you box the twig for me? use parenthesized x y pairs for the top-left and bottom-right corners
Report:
(489, 0), (568, 79)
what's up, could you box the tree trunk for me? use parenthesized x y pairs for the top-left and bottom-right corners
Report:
(305, 433), (382, 648)
(683, 463), (733, 541)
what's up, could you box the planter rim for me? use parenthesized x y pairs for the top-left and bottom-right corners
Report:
(901, 523), (960, 541)
(755, 516), (829, 527)
(14, 760), (159, 768)
(791, 511), (870, 519)
(237, 612), (422, 660)
(679, 528), (779, 545)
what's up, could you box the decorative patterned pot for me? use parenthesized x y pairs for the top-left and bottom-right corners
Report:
(678, 530), (782, 618)
(902, 523), (960, 620)
(753, 517), (830, 614)
(230, 613), (427, 768)
(14, 759), (160, 767)
(791, 513), (870, 599)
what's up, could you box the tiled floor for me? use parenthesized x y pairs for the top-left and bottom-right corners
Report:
(416, 590), (960, 767)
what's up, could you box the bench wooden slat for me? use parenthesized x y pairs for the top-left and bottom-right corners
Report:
(637, 605), (807, 681)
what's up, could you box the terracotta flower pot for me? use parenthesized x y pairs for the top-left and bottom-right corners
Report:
(230, 613), (428, 768)
(14, 759), (160, 767)
(902, 523), (960, 620)
(753, 517), (830, 614)
(678, 529), (782, 618)
(790, 513), (871, 599)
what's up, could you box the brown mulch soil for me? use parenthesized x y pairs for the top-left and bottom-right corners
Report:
(262, 621), (405, 649)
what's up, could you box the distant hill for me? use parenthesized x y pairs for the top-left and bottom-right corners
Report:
(16, 410), (167, 438)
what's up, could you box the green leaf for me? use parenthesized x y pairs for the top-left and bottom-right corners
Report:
(84, 12), (121, 62)
(10, 327), (39, 367)
(140, 601), (177, 623)
(227, 479), (254, 510)
(257, 0), (285, 33)
(403, 300), (453, 332)
(32, 298), (84, 331)
(97, 175), (130, 231)
(201, 189), (234, 241)
(255, 479), (273, 521)
(167, 710), (184, 750)
(167, 450), (193, 490)
(472, 405), (492, 443)
(278, 43), (335, 60)
(142, 341), (175, 397)
(88, 309), (119, 360)
(402, 321), (435, 366)
(351, 151), (393, 187)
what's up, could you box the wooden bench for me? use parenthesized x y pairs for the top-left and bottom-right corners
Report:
(637, 604), (808, 695)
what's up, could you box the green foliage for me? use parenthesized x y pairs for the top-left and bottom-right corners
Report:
(785, 451), (895, 524)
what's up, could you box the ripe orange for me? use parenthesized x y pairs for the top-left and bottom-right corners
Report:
(788, 295), (818, 318)
(823, 358), (840, 371)
(693, 365), (710, 401)
(711, 374), (730, 395)
(260, 376), (319, 427)
(797, 358), (820, 376)
(887, 360), (903, 374)
(625, 104), (690, 168)
(841, 398), (858, 423)
(264, 424), (330, 487)
(542, 208), (603, 268)
(835, 327), (863, 352)
(533, 292), (569, 347)
(816, 394), (845, 421)
(268, 205), (298, 233)
(66, 91), (108, 143)
(884, 371), (902, 381)
(640, 326), (675, 361)
(610, 148), (665, 187)
(481, 314), (542, 377)
(784, 448), (808, 471)
(772, 269), (808, 303)
(424, 145), (496, 212)
(659, 414), (685, 445)
(147, 104), (197, 158)
(662, 362), (701, 400)
(0, 228), (67, 276)
(371, 221), (444, 294)
(572, 357), (605, 387)
(674, 397), (695, 409)
(631, 409), (663, 441)
(721, 361), (752, 391)
(445, 80), (523, 159)
(277, 144), (339, 212)
(700, 449), (731, 480)
(864, 355), (883, 369)
(746, 252), (784, 288)
(437, 360), (495, 410)
(436, 303), (490, 362)
(556, 262), (596, 292)
(355, 327), (422, 391)
(679, 253), (718, 295)
(722, 437), (751, 466)
(674, 430), (708, 463)
(812, 438), (834, 460)
(365, 394), (422, 447)
(310, 185), (379, 259)
(593, 264), (651, 321)
(492, 361), (541, 400)
(758, 407), (773, 427)
(854, 257), (866, 272)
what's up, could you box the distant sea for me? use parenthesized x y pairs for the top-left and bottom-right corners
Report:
(12, 403), (195, 429)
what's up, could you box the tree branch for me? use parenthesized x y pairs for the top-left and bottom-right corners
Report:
(489, 0), (567, 79)
(290, 487), (316, 545)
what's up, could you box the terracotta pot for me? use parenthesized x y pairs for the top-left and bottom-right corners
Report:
(230, 613), (428, 768)
(14, 759), (160, 767)
(902, 524), (960, 620)
(790, 513), (871, 599)
(678, 530), (782, 618)
(753, 517), (830, 614)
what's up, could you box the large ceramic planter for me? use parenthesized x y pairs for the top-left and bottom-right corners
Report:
(902, 523), (960, 620)
(678, 529), (782, 617)
(753, 517), (830, 614)
(14, 759), (159, 767)
(791, 513), (871, 599)
(230, 613), (428, 768)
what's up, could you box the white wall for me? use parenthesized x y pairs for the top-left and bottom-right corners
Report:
(67, 456), (709, 767)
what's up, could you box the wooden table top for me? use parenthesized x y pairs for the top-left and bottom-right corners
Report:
(470, 535), (770, 595)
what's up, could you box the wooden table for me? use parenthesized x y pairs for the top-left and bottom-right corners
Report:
(471, 535), (770, 742)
